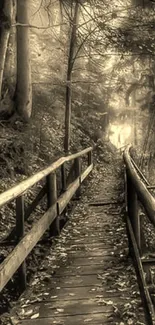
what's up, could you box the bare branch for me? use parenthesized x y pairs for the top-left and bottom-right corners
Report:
(12, 22), (66, 29)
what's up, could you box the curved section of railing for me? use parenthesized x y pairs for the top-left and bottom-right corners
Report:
(0, 147), (93, 293)
(124, 145), (155, 228)
(123, 145), (155, 325)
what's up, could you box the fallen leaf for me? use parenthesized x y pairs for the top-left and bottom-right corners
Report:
(56, 308), (64, 312)
(31, 313), (39, 319)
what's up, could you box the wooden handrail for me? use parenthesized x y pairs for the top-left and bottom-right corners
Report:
(123, 145), (155, 227)
(124, 148), (155, 324)
(0, 147), (93, 292)
(65, 147), (92, 161)
(0, 147), (92, 208)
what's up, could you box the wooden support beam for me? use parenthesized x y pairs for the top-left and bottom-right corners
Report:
(88, 150), (92, 166)
(127, 171), (141, 254)
(61, 163), (67, 192)
(46, 173), (59, 236)
(16, 196), (26, 291)
(74, 157), (81, 199)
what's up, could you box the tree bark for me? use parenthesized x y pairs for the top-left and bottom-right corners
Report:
(16, 0), (32, 122)
(64, 1), (79, 153)
(0, 0), (13, 100)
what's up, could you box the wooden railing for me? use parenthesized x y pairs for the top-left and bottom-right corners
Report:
(123, 145), (155, 324)
(123, 145), (155, 252)
(0, 147), (93, 292)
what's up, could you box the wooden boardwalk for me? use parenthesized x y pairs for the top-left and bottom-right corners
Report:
(8, 162), (145, 325)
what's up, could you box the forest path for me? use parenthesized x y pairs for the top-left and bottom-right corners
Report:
(8, 156), (145, 325)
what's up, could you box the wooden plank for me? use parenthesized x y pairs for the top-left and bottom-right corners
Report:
(57, 256), (115, 266)
(13, 313), (115, 325)
(16, 299), (113, 319)
(41, 285), (122, 301)
(55, 264), (112, 276)
(49, 292), (126, 302)
(64, 240), (112, 246)
(63, 234), (109, 241)
(66, 224), (113, 231)
(58, 249), (115, 258)
(89, 201), (119, 206)
(62, 242), (113, 249)
(52, 274), (103, 287)
(61, 229), (116, 236)
(0, 204), (57, 292)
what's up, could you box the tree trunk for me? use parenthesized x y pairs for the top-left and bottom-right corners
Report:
(64, 1), (79, 153)
(16, 0), (32, 122)
(0, 0), (13, 100)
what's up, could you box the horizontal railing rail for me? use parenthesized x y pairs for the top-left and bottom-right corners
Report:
(0, 147), (93, 292)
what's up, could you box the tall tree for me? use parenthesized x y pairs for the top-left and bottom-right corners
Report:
(16, 0), (32, 122)
(0, 0), (13, 100)
(64, 0), (79, 153)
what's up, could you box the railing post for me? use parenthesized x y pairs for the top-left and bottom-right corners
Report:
(124, 168), (132, 256)
(46, 172), (59, 236)
(74, 157), (81, 199)
(61, 163), (67, 192)
(127, 171), (141, 255)
(16, 195), (26, 291)
(60, 162), (68, 224)
(88, 150), (92, 166)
